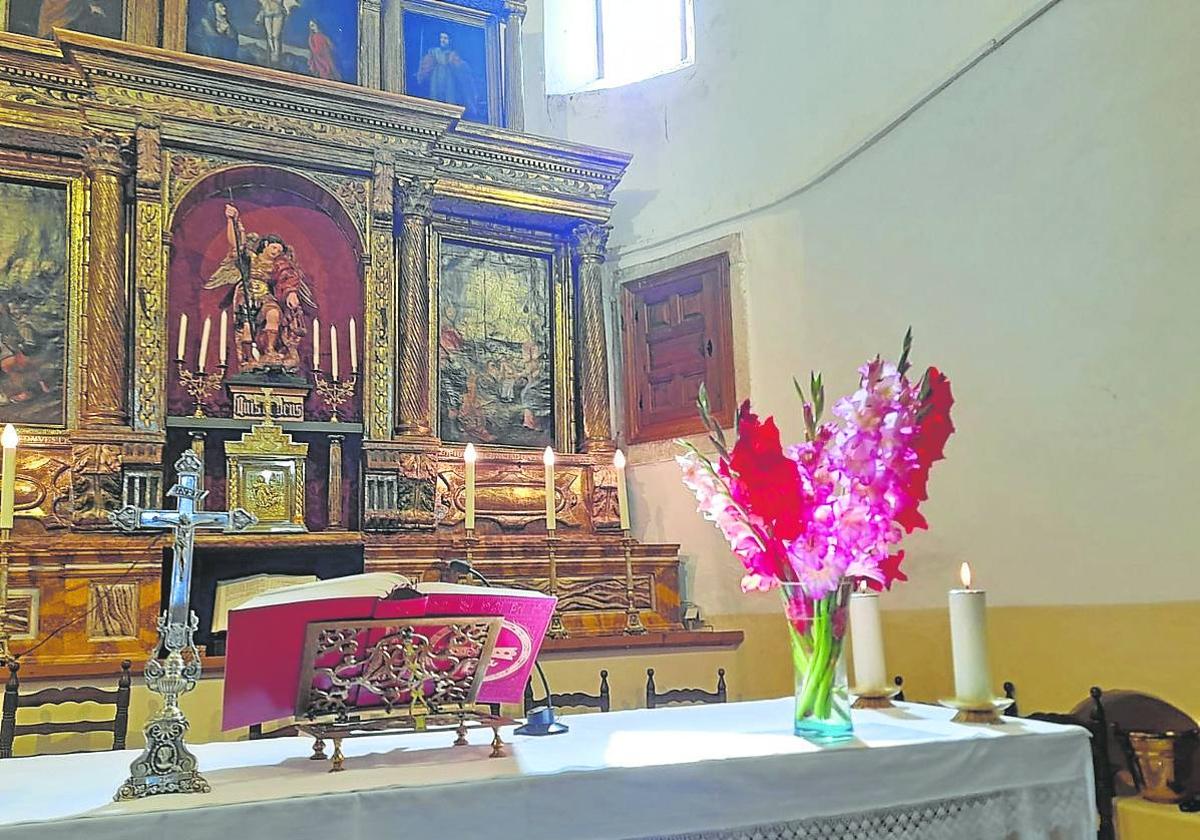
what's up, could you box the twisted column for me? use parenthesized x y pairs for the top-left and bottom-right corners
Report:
(395, 178), (435, 436)
(82, 129), (130, 428)
(503, 2), (527, 130)
(573, 223), (614, 452)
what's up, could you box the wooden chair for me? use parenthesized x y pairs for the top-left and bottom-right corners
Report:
(893, 675), (905, 702)
(645, 667), (727, 709)
(0, 659), (133, 758)
(524, 669), (610, 714)
(1009, 683), (1116, 840)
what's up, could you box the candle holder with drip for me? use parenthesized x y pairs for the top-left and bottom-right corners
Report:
(177, 359), (226, 418)
(313, 369), (357, 421)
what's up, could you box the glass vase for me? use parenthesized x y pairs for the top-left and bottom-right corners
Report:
(781, 579), (854, 742)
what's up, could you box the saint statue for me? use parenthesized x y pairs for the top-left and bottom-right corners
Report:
(204, 203), (317, 371)
(417, 32), (479, 117)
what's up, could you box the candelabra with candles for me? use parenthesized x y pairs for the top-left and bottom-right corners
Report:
(175, 312), (228, 418)
(311, 317), (358, 421)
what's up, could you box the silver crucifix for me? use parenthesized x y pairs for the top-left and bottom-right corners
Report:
(109, 450), (256, 801)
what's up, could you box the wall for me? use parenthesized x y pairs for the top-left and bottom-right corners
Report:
(530, 0), (1200, 717)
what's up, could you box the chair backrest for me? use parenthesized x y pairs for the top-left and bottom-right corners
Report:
(645, 668), (727, 709)
(525, 669), (610, 714)
(893, 675), (905, 703)
(0, 659), (133, 758)
(1016, 684), (1116, 840)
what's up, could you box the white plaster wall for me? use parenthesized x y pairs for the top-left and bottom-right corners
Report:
(527, 0), (1200, 612)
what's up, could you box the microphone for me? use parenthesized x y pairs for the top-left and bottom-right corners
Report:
(448, 557), (568, 736)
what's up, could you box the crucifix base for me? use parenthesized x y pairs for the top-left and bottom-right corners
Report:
(115, 705), (211, 801)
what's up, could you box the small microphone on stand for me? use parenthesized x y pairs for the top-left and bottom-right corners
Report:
(447, 558), (568, 736)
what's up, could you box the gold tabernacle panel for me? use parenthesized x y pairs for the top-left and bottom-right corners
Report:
(225, 421), (308, 532)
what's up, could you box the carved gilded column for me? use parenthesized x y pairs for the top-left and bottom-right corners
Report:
(395, 178), (434, 437)
(359, 0), (382, 89)
(503, 1), (527, 130)
(382, 0), (404, 94)
(367, 154), (397, 440)
(132, 120), (166, 432)
(573, 223), (614, 452)
(81, 129), (130, 428)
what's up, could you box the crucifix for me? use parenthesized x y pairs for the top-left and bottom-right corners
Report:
(109, 449), (256, 801)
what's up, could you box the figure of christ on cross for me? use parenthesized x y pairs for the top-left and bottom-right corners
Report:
(109, 449), (256, 801)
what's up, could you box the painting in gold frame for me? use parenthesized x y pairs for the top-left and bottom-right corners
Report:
(434, 234), (570, 449)
(0, 173), (82, 428)
(5, 0), (125, 39)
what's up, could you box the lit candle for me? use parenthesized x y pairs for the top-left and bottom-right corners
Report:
(197, 316), (211, 373)
(949, 562), (993, 704)
(463, 443), (477, 531)
(349, 318), (358, 374)
(219, 310), (228, 366)
(543, 446), (556, 531)
(312, 318), (321, 370)
(0, 424), (16, 530)
(330, 324), (339, 380)
(176, 313), (188, 362)
(849, 585), (888, 692)
(613, 449), (630, 531)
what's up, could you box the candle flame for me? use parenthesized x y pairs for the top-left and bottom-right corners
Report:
(463, 443), (477, 464)
(613, 449), (626, 469)
(543, 446), (555, 467)
(960, 562), (972, 589)
(2, 424), (17, 449)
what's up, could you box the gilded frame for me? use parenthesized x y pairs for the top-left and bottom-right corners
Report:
(225, 422), (309, 533)
(428, 222), (573, 450)
(391, 0), (503, 126)
(0, 158), (85, 433)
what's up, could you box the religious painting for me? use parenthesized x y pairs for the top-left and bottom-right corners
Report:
(186, 0), (358, 83)
(402, 7), (496, 123)
(437, 240), (554, 448)
(6, 0), (124, 39)
(0, 180), (69, 426)
(167, 165), (364, 421)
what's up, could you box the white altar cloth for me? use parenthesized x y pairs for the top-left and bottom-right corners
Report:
(0, 699), (1095, 840)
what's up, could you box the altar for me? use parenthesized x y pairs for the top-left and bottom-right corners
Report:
(0, 700), (1096, 840)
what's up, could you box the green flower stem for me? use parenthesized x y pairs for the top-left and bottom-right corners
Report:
(791, 594), (842, 722)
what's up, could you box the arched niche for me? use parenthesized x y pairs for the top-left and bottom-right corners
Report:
(165, 165), (366, 421)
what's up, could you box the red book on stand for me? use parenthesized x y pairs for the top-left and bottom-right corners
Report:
(222, 572), (556, 731)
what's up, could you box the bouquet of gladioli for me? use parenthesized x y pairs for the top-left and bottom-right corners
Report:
(677, 331), (954, 734)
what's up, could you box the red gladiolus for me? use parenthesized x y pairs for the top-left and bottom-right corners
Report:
(724, 402), (807, 540)
(867, 551), (908, 592)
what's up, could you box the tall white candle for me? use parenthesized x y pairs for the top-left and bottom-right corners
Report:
(949, 562), (993, 704)
(176, 313), (188, 362)
(849, 587), (888, 692)
(0, 424), (17, 530)
(219, 310), (228, 366)
(463, 443), (477, 531)
(543, 446), (556, 530)
(330, 324), (339, 380)
(349, 318), (358, 373)
(312, 318), (321, 370)
(197, 316), (212, 373)
(613, 449), (630, 531)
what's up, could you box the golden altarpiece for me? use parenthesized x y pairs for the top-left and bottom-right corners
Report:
(0, 15), (691, 673)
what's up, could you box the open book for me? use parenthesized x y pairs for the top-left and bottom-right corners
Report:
(222, 573), (557, 730)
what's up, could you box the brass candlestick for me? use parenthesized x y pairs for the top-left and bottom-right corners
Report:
(0, 528), (11, 664)
(314, 370), (357, 422)
(621, 530), (647, 635)
(938, 697), (1014, 725)
(464, 528), (477, 567)
(546, 531), (568, 639)
(176, 360), (226, 418)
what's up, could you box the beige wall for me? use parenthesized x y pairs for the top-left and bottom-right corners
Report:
(526, 0), (1200, 714)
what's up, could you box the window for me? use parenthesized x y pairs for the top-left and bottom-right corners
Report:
(545, 0), (695, 94)
(621, 253), (734, 444)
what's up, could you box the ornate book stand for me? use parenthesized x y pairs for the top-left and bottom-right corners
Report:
(291, 616), (515, 772)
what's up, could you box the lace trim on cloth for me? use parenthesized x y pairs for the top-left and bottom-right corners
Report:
(635, 779), (1094, 840)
